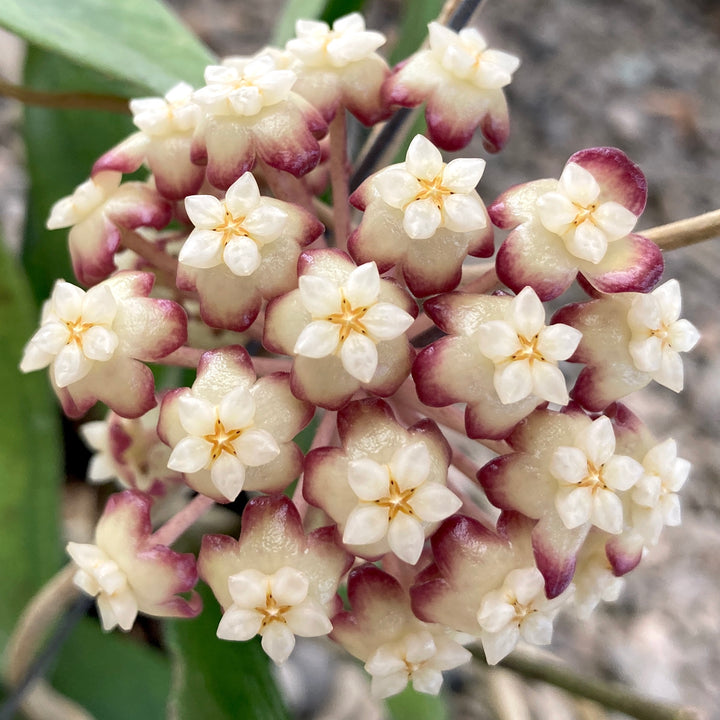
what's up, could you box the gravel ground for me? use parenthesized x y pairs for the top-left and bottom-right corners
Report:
(1, 1), (718, 718)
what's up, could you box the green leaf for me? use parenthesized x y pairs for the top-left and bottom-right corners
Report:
(390, 0), (444, 64)
(273, 0), (328, 45)
(320, 0), (367, 24)
(51, 618), (171, 720)
(0, 240), (63, 653)
(166, 583), (290, 720)
(0, 0), (214, 95)
(21, 47), (137, 303)
(385, 685), (450, 720)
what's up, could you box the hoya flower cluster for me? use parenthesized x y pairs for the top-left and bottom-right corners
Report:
(21, 11), (700, 701)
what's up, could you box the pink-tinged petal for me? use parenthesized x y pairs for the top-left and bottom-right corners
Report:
(338, 56), (392, 126)
(423, 292), (508, 337)
(93, 132), (149, 177)
(69, 214), (121, 286)
(568, 147), (647, 216)
(243, 441), (303, 494)
(251, 102), (324, 178)
(347, 207), (407, 274)
(263, 291), (309, 356)
(363, 335), (414, 398)
(114, 297), (188, 361)
(192, 346), (256, 403)
(531, 512), (588, 598)
(605, 532), (643, 576)
(581, 233), (663, 295)
(147, 135), (206, 200)
(303, 446), (357, 521)
(251, 373), (314, 440)
(96, 490), (151, 557)
(195, 117), (255, 190)
(496, 224), (578, 301)
(291, 355), (360, 410)
(489, 179), (558, 229)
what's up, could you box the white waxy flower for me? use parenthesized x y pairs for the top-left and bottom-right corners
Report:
(342, 442), (461, 564)
(287, 13), (385, 68)
(477, 567), (569, 665)
(536, 162), (639, 264)
(550, 416), (643, 534)
(167, 386), (280, 502)
(573, 558), (625, 620)
(364, 629), (471, 698)
(293, 262), (414, 384)
(46, 171), (121, 230)
(428, 22), (520, 89)
(130, 82), (201, 136)
(626, 279), (700, 392)
(476, 286), (581, 406)
(216, 566), (332, 665)
(194, 54), (296, 116)
(631, 438), (690, 545)
(20, 280), (119, 388)
(373, 135), (487, 239)
(66, 542), (138, 631)
(180, 173), (288, 277)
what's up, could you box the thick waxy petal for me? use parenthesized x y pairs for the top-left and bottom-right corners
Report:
(284, 603), (332, 637)
(223, 236), (261, 276)
(362, 303), (414, 341)
(407, 484), (462, 521)
(343, 504), (389, 545)
(179, 229), (223, 268)
(294, 321), (341, 357)
(477, 321), (522, 360)
(550, 446), (588, 485)
(340, 331), (378, 383)
(404, 199), (441, 239)
(581, 416), (616, 467)
(591, 488), (624, 534)
(54, 343), (93, 387)
(185, 194), (225, 228)
(168, 436), (212, 473)
(298, 274), (342, 316)
(565, 221), (608, 264)
(536, 324), (582, 361)
(373, 168), (423, 209)
(217, 607), (263, 641)
(442, 157), (486, 192)
(228, 569), (268, 607)
(593, 201), (637, 240)
(494, 359), (533, 405)
(387, 513), (425, 564)
(390, 442), (431, 491)
(218, 387), (256, 431)
(210, 452), (247, 500)
(531, 361), (570, 405)
(232, 429), (280, 466)
(405, 135), (443, 181)
(555, 486), (593, 529)
(602, 455), (642, 492)
(344, 262), (380, 307)
(348, 458), (390, 501)
(510, 286), (546, 339)
(243, 205), (287, 243)
(272, 567), (309, 606)
(177, 395), (217, 436)
(536, 191), (576, 234)
(442, 194), (487, 233)
(481, 625), (520, 665)
(224, 172), (261, 215)
(558, 162), (600, 206)
(82, 326), (118, 362)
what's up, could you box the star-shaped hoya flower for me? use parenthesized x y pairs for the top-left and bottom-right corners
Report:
(304, 399), (456, 563)
(414, 290), (576, 440)
(159, 346), (313, 503)
(177, 172), (323, 331)
(479, 408), (646, 596)
(191, 53), (327, 189)
(80, 406), (184, 496)
(349, 135), (493, 296)
(550, 415), (643, 535)
(46, 171), (171, 286)
(199, 495), (352, 665)
(66, 491), (201, 631)
(384, 22), (520, 152)
(264, 250), (416, 409)
(491, 147), (663, 300)
(285, 13), (391, 125)
(553, 279), (700, 411)
(631, 438), (690, 545)
(94, 82), (205, 200)
(476, 286), (581, 405)
(217, 566), (333, 664)
(20, 272), (187, 419)
(332, 565), (471, 698)
(477, 566), (572, 665)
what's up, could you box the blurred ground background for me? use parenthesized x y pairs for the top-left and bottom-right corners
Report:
(1, 0), (718, 718)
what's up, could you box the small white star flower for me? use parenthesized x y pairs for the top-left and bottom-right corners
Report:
(20, 280), (119, 388)
(216, 566), (332, 665)
(287, 13), (385, 68)
(130, 82), (201, 136)
(476, 286), (581, 406)
(180, 172), (287, 277)
(631, 438), (690, 545)
(342, 442), (461, 564)
(536, 162), (639, 264)
(477, 567), (569, 665)
(373, 134), (487, 239)
(293, 261), (414, 383)
(66, 542), (138, 631)
(364, 629), (471, 698)
(550, 416), (643, 534)
(428, 22), (520, 90)
(167, 386), (280, 501)
(46, 171), (122, 230)
(626, 279), (700, 392)
(573, 557), (625, 620)
(194, 54), (296, 117)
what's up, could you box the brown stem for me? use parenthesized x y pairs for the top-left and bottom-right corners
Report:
(328, 110), (350, 250)
(472, 646), (701, 720)
(252, 356), (292, 375)
(120, 229), (179, 279)
(149, 494), (215, 547)
(0, 74), (130, 114)
(642, 209), (720, 251)
(2, 565), (94, 720)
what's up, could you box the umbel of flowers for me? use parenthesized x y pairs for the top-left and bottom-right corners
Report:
(20, 10), (700, 701)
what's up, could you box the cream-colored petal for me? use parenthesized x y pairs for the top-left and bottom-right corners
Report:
(218, 386), (255, 430)
(668, 319), (700, 353)
(52, 281), (86, 320)
(223, 235), (262, 276)
(387, 512), (425, 564)
(210, 452), (246, 500)
(344, 262), (380, 308)
(217, 606), (263, 641)
(298, 275), (342, 316)
(242, 204), (288, 244)
(442, 193), (487, 233)
(520, 611), (554, 645)
(536, 324), (582, 362)
(536, 191), (577, 235)
(407, 483), (462, 521)
(347, 458), (391, 501)
(564, 221), (608, 264)
(477, 320), (521, 361)
(602, 455), (643, 492)
(493, 359), (533, 405)
(340, 330), (378, 383)
(628, 336), (663, 372)
(555, 486), (593, 529)
(509, 286), (546, 340)
(179, 229), (224, 268)
(284, 602), (332, 637)
(403, 199), (441, 240)
(185, 194), (225, 228)
(593, 201), (637, 241)
(53, 343), (93, 387)
(550, 446), (588, 485)
(481, 625), (520, 665)
(389, 442), (431, 491)
(442, 157), (486, 193)
(261, 621), (297, 664)
(373, 168), (423, 209)
(167, 436), (212, 473)
(228, 569), (268, 607)
(343, 504), (389, 545)
(558, 162), (600, 206)
(271, 567), (309, 606)
(590, 488), (624, 534)
(362, 303), (414, 342)
(82, 284), (118, 325)
(530, 361), (569, 405)
(405, 135), (443, 182)
(82, 326), (118, 362)
(232, 429), (280, 466)
(224, 172), (261, 216)
(581, 416), (616, 467)
(294, 321), (341, 358)
(653, 348), (684, 392)
(177, 394), (217, 436)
